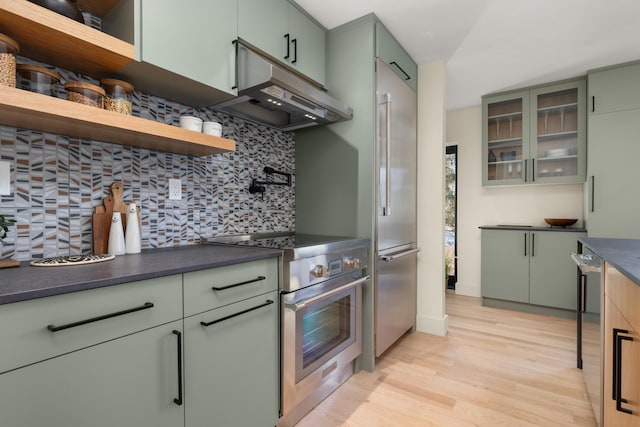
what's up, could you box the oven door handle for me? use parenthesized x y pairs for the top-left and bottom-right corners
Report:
(380, 248), (419, 262)
(285, 275), (370, 312)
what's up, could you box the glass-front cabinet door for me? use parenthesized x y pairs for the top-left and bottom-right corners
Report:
(482, 91), (530, 185)
(531, 80), (586, 183)
(482, 79), (586, 186)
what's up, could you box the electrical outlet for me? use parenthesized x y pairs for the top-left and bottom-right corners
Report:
(0, 161), (9, 195)
(169, 179), (182, 200)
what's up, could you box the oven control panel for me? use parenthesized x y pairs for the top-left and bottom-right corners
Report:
(288, 246), (368, 292)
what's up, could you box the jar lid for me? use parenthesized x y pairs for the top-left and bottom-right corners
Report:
(100, 78), (134, 93)
(64, 80), (106, 96)
(16, 64), (61, 82)
(0, 33), (19, 53)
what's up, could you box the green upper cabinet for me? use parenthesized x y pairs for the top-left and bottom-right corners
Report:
(375, 22), (417, 91)
(588, 61), (640, 115)
(139, 0), (238, 94)
(483, 90), (530, 185)
(238, 0), (326, 86)
(483, 78), (586, 186)
(102, 0), (238, 106)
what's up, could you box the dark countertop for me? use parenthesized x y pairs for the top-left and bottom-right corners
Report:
(579, 237), (640, 285)
(0, 245), (281, 305)
(480, 225), (587, 232)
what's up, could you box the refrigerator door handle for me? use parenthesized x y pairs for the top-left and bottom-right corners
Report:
(379, 93), (392, 216)
(380, 248), (419, 262)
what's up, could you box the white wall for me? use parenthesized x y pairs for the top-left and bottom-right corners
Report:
(446, 107), (584, 297)
(416, 61), (448, 336)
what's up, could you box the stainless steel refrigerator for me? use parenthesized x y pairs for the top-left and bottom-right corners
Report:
(374, 58), (418, 357)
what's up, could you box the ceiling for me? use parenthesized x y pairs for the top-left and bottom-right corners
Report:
(294, 0), (640, 110)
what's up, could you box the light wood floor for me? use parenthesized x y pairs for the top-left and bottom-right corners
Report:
(297, 293), (597, 426)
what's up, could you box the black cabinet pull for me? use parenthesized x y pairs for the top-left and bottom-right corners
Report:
(531, 158), (536, 182)
(524, 159), (528, 182)
(531, 233), (535, 257)
(592, 95), (595, 113)
(284, 33), (290, 60)
(524, 233), (527, 256)
(173, 330), (183, 406)
(200, 300), (274, 327)
(212, 276), (266, 291)
(47, 302), (154, 332)
(389, 61), (410, 81)
(614, 329), (633, 414)
(591, 176), (595, 212)
(291, 38), (297, 64)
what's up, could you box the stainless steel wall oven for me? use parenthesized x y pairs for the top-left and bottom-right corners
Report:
(207, 233), (369, 427)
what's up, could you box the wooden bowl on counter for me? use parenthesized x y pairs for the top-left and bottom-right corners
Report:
(544, 218), (578, 227)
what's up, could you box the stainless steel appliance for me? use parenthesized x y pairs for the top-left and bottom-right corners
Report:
(374, 58), (418, 357)
(213, 42), (353, 131)
(206, 233), (369, 427)
(572, 250), (603, 426)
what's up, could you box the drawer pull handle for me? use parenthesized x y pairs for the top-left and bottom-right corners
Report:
(614, 328), (633, 414)
(212, 276), (266, 291)
(172, 330), (183, 406)
(200, 300), (274, 327)
(389, 61), (411, 81)
(46, 302), (154, 332)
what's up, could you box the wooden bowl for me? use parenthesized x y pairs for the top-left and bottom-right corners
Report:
(544, 218), (578, 227)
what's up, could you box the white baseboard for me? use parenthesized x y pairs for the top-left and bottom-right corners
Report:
(453, 281), (480, 297)
(416, 313), (448, 336)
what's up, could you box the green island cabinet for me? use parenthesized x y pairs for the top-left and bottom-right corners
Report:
(586, 60), (640, 238)
(238, 0), (326, 85)
(0, 258), (280, 427)
(482, 79), (586, 186)
(481, 228), (586, 312)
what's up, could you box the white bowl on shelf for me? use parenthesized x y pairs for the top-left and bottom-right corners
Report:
(545, 148), (569, 157)
(179, 116), (203, 132)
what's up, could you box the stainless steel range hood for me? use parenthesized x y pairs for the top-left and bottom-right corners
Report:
(212, 41), (353, 131)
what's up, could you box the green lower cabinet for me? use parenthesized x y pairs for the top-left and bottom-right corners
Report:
(481, 229), (530, 303)
(481, 229), (585, 311)
(0, 320), (184, 427)
(184, 291), (279, 427)
(529, 231), (583, 310)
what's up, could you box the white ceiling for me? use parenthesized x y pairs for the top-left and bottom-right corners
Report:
(294, 0), (640, 110)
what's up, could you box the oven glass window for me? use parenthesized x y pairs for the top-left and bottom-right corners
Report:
(302, 294), (351, 369)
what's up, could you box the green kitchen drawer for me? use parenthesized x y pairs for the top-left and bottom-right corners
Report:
(183, 258), (279, 316)
(0, 274), (182, 374)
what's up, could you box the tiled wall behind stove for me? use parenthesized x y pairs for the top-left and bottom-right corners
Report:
(0, 58), (295, 262)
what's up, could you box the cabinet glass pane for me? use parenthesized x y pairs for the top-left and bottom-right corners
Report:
(535, 88), (579, 179)
(487, 99), (524, 182)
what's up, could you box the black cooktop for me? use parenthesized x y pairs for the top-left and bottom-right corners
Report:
(207, 232), (368, 258)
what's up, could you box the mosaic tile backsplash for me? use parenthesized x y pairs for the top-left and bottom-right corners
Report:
(0, 58), (295, 261)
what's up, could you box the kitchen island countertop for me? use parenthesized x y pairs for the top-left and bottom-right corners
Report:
(0, 244), (281, 305)
(579, 237), (640, 286)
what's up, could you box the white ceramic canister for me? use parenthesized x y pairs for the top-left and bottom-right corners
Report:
(125, 202), (141, 254)
(202, 121), (222, 137)
(179, 115), (203, 132)
(108, 212), (126, 255)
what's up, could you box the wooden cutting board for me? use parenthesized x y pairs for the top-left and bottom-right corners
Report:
(92, 183), (135, 255)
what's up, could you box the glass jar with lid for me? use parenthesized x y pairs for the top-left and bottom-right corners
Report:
(100, 78), (134, 115)
(16, 64), (61, 96)
(0, 33), (19, 87)
(64, 80), (105, 108)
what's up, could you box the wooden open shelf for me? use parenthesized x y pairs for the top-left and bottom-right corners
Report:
(0, 0), (134, 77)
(0, 86), (235, 156)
